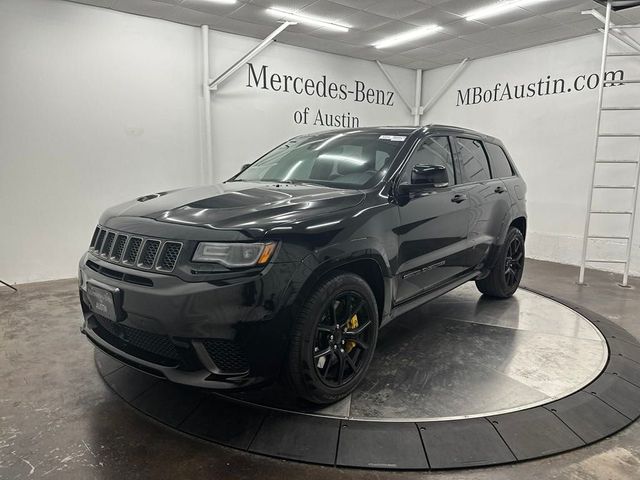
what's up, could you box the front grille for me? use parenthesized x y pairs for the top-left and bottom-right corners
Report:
(111, 234), (127, 261)
(90, 226), (100, 248)
(139, 240), (160, 269)
(88, 226), (182, 273)
(95, 229), (106, 252)
(123, 237), (142, 264)
(101, 232), (115, 256)
(94, 315), (180, 365)
(157, 242), (182, 271)
(202, 339), (250, 374)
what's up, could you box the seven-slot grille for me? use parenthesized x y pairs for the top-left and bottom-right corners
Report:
(89, 226), (182, 273)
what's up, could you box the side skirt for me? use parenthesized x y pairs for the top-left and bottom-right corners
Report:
(384, 271), (481, 325)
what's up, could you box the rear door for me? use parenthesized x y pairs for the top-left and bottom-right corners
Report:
(452, 136), (512, 269)
(394, 135), (471, 304)
(485, 141), (523, 206)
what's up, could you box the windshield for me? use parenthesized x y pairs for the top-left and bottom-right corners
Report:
(232, 131), (408, 189)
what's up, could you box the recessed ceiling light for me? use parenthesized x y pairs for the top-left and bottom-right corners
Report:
(266, 7), (351, 32)
(374, 25), (442, 49)
(204, 0), (237, 4)
(465, 0), (550, 22)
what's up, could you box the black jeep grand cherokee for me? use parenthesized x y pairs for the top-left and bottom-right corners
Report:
(79, 124), (527, 404)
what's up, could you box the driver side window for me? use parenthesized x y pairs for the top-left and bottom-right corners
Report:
(401, 136), (456, 185)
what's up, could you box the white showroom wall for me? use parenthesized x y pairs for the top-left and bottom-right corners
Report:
(0, 0), (414, 284)
(0, 0), (204, 284)
(421, 34), (640, 276)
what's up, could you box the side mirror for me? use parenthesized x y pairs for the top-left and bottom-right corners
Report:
(240, 163), (251, 172)
(411, 164), (449, 187)
(398, 164), (449, 198)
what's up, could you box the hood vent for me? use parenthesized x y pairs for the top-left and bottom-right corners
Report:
(137, 193), (160, 202)
(136, 191), (172, 202)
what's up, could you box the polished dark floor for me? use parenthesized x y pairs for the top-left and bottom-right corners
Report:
(227, 286), (607, 421)
(2, 260), (640, 479)
(93, 297), (639, 470)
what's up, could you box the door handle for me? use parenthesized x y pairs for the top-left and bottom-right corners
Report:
(451, 194), (467, 204)
(495, 186), (507, 194)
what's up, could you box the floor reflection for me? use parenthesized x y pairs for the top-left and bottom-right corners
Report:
(228, 284), (607, 420)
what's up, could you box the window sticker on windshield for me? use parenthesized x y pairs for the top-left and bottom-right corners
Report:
(379, 135), (406, 142)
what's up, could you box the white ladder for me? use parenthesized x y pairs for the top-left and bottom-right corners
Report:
(579, 1), (640, 287)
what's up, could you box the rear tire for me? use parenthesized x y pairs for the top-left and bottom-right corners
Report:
(286, 272), (378, 405)
(476, 227), (525, 298)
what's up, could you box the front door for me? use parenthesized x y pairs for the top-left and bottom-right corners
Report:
(395, 136), (470, 305)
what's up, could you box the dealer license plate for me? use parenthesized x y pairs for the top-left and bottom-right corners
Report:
(87, 282), (118, 322)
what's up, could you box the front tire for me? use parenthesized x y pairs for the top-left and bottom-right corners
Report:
(476, 227), (525, 298)
(286, 272), (378, 405)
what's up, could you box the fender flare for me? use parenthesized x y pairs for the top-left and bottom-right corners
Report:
(285, 238), (394, 322)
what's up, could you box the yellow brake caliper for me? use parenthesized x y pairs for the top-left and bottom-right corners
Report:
(345, 314), (358, 353)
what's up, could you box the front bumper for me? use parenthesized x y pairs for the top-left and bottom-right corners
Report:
(79, 252), (301, 389)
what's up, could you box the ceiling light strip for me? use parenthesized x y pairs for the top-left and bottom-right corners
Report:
(465, 0), (550, 22)
(374, 25), (442, 49)
(266, 7), (350, 32)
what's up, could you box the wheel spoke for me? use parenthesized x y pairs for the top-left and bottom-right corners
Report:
(345, 353), (358, 373)
(337, 351), (346, 384)
(321, 352), (336, 379)
(344, 320), (371, 337)
(343, 334), (369, 351)
(314, 347), (332, 359)
(328, 302), (338, 326)
(346, 297), (364, 322)
(338, 295), (352, 328)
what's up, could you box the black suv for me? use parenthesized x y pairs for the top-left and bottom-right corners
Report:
(79, 125), (527, 404)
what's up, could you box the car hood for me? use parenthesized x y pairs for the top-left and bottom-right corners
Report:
(101, 182), (366, 234)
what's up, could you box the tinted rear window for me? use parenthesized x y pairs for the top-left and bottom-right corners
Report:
(456, 137), (491, 183)
(485, 143), (514, 178)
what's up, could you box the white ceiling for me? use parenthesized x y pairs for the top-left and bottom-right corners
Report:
(69, 0), (640, 69)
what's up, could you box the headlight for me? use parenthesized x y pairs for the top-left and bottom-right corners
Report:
(192, 242), (277, 268)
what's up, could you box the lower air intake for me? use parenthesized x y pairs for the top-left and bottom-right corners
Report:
(202, 339), (250, 374)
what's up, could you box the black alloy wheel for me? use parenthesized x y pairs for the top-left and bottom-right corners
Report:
(476, 226), (525, 298)
(286, 272), (379, 405)
(313, 291), (373, 388)
(504, 235), (524, 288)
